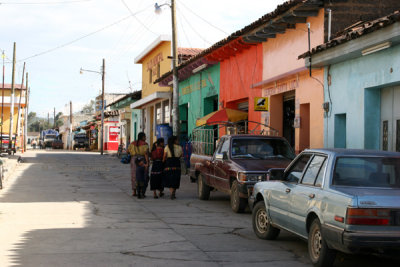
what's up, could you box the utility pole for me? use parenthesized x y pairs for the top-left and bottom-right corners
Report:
(1, 50), (5, 151)
(53, 107), (56, 128)
(101, 58), (105, 155)
(24, 73), (29, 152)
(8, 42), (16, 151)
(16, 62), (26, 151)
(171, 0), (179, 137)
(69, 101), (73, 150)
(47, 112), (50, 126)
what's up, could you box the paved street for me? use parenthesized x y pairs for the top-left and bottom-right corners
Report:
(0, 150), (399, 267)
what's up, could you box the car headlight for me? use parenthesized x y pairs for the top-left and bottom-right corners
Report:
(238, 173), (266, 182)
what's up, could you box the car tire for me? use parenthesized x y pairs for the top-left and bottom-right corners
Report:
(308, 219), (336, 267)
(230, 180), (247, 213)
(252, 201), (280, 240)
(197, 174), (211, 200)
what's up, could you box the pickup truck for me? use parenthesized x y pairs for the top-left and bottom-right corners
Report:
(189, 133), (295, 213)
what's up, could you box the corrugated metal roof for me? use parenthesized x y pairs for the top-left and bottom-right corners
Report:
(299, 10), (400, 58)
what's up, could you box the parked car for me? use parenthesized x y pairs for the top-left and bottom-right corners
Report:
(52, 139), (63, 149)
(250, 149), (400, 267)
(190, 131), (295, 213)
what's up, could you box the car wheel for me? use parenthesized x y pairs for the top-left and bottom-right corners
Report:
(230, 180), (247, 213)
(308, 219), (336, 267)
(197, 174), (210, 200)
(252, 201), (280, 240)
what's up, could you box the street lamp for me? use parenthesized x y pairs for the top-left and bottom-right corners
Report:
(155, 0), (179, 137)
(80, 58), (106, 155)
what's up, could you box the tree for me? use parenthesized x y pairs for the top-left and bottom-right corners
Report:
(55, 112), (64, 128)
(80, 100), (95, 114)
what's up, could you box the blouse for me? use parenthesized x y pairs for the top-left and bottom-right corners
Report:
(151, 147), (164, 160)
(164, 144), (183, 158)
(128, 140), (149, 156)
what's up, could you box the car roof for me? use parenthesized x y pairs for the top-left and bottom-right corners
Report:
(222, 134), (285, 139)
(303, 148), (400, 157)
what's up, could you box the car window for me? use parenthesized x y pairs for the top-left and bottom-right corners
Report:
(333, 156), (400, 188)
(285, 154), (312, 183)
(231, 138), (295, 159)
(314, 159), (327, 187)
(302, 155), (326, 186)
(215, 138), (229, 158)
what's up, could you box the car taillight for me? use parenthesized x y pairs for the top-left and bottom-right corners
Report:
(346, 208), (390, 225)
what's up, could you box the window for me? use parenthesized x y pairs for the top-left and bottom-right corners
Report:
(149, 69), (153, 83)
(164, 102), (170, 124)
(333, 156), (400, 188)
(302, 155), (326, 186)
(230, 138), (295, 160)
(156, 103), (162, 124)
(314, 159), (327, 187)
(285, 154), (312, 183)
(157, 63), (161, 78)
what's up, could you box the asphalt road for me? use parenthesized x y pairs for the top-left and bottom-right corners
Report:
(0, 150), (398, 267)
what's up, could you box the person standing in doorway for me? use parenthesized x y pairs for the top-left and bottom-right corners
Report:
(163, 136), (183, 200)
(150, 138), (165, 198)
(128, 132), (149, 197)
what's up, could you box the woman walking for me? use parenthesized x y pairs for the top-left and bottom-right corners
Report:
(163, 136), (183, 200)
(128, 132), (149, 197)
(150, 138), (165, 198)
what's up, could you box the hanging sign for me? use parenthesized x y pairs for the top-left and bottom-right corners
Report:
(254, 97), (269, 111)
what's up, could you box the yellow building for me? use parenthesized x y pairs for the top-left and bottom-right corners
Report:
(0, 84), (27, 151)
(131, 35), (201, 144)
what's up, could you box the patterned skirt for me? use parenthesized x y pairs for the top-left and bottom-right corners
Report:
(150, 160), (164, 191)
(163, 157), (181, 189)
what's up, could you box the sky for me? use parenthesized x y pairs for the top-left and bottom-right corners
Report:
(0, 0), (286, 117)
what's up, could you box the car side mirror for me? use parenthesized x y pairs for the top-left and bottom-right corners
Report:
(267, 168), (285, 181)
(222, 151), (228, 160)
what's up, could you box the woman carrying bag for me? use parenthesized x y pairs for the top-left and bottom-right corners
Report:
(163, 136), (183, 200)
(128, 132), (149, 197)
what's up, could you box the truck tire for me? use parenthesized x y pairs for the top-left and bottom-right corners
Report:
(252, 201), (280, 240)
(308, 218), (336, 267)
(197, 174), (211, 200)
(230, 180), (247, 213)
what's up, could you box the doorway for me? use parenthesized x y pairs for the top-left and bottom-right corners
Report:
(381, 86), (400, 152)
(283, 95), (295, 148)
(180, 104), (189, 141)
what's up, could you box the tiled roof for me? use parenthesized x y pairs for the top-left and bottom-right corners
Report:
(177, 47), (203, 56)
(155, 0), (311, 84)
(1, 83), (26, 89)
(299, 10), (400, 59)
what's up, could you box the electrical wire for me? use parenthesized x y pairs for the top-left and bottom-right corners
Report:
(176, 6), (192, 48)
(18, 5), (152, 62)
(177, 0), (228, 35)
(120, 0), (157, 36)
(179, 8), (212, 46)
(0, 0), (91, 4)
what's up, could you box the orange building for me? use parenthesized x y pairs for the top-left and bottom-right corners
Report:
(0, 84), (27, 151)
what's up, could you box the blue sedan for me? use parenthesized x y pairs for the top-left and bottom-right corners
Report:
(250, 149), (400, 267)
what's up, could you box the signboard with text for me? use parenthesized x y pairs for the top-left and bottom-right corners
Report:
(254, 97), (269, 111)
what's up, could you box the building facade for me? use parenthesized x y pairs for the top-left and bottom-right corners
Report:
(301, 11), (400, 151)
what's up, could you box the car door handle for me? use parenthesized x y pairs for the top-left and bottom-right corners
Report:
(285, 188), (291, 193)
(309, 193), (315, 199)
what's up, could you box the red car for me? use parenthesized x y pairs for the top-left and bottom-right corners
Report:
(52, 139), (64, 149)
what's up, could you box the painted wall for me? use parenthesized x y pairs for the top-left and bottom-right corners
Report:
(139, 41), (172, 98)
(131, 109), (142, 141)
(261, 9), (325, 152)
(262, 10), (324, 80)
(219, 44), (263, 123)
(178, 64), (220, 135)
(324, 44), (400, 149)
(0, 107), (20, 135)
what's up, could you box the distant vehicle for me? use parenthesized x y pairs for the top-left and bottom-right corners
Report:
(73, 133), (89, 150)
(189, 121), (295, 213)
(0, 135), (16, 155)
(250, 149), (400, 267)
(41, 129), (59, 148)
(52, 139), (63, 149)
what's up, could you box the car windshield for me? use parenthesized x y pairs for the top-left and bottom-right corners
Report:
(231, 138), (295, 160)
(333, 156), (400, 188)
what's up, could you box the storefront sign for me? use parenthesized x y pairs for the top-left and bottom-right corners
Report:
(147, 52), (164, 78)
(264, 78), (299, 96)
(181, 79), (207, 95)
(254, 97), (269, 111)
(109, 126), (119, 142)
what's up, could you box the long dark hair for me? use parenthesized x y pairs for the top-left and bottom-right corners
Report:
(151, 138), (164, 152)
(167, 136), (177, 157)
(136, 132), (146, 147)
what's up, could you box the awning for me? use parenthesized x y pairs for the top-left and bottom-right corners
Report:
(130, 91), (171, 109)
(196, 108), (248, 126)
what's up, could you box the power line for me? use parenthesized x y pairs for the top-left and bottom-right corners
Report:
(179, 8), (213, 46)
(177, 0), (228, 35)
(19, 5), (152, 62)
(120, 0), (157, 36)
(0, 0), (91, 4)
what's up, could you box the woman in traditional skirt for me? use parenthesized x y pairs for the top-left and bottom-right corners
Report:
(128, 132), (149, 196)
(150, 138), (165, 198)
(163, 136), (183, 199)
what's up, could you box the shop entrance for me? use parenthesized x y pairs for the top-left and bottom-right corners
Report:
(180, 104), (189, 141)
(381, 86), (400, 152)
(283, 94), (295, 148)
